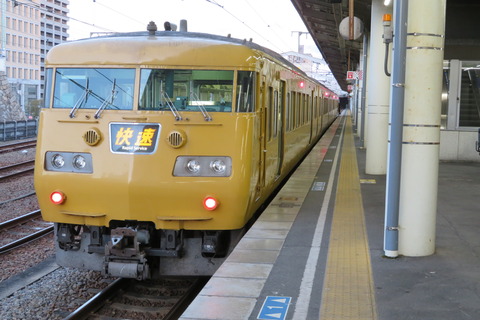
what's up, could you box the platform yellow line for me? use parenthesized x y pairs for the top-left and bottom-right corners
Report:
(319, 116), (377, 320)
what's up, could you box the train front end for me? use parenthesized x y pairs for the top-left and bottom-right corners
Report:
(34, 33), (260, 279)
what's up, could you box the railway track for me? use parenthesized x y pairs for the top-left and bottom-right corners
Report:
(0, 191), (37, 207)
(0, 210), (54, 254)
(65, 276), (209, 320)
(0, 140), (36, 154)
(0, 159), (35, 181)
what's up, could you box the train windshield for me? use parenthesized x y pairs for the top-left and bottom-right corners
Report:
(51, 68), (135, 110)
(139, 69), (234, 112)
(236, 71), (255, 112)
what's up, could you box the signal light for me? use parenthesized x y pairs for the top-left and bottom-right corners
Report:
(203, 196), (219, 211)
(50, 191), (66, 205)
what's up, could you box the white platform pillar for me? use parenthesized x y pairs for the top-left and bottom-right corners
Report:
(398, 0), (446, 256)
(365, 0), (392, 175)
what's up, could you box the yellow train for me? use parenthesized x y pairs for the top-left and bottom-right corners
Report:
(34, 22), (338, 279)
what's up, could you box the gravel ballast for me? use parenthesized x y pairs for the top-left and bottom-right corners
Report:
(0, 141), (110, 319)
(0, 267), (109, 319)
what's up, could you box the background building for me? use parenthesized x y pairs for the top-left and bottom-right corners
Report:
(39, 0), (69, 99)
(282, 51), (343, 96)
(0, 0), (69, 120)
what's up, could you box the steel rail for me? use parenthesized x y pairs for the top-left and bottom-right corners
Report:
(65, 276), (208, 320)
(0, 210), (53, 254)
(0, 191), (37, 206)
(0, 160), (35, 180)
(0, 167), (35, 180)
(64, 278), (131, 320)
(0, 226), (54, 254)
(0, 140), (36, 154)
(0, 209), (42, 230)
(163, 277), (210, 320)
(0, 159), (35, 171)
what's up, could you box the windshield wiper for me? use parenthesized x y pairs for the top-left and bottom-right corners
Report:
(161, 91), (182, 121)
(69, 78), (90, 118)
(190, 91), (212, 121)
(94, 79), (117, 119)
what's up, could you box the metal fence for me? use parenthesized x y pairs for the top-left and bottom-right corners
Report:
(0, 120), (38, 141)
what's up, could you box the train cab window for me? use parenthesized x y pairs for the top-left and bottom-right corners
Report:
(139, 69), (233, 112)
(236, 71), (255, 112)
(44, 68), (53, 108)
(51, 68), (135, 110)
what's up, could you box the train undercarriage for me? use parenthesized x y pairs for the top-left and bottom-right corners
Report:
(55, 222), (243, 280)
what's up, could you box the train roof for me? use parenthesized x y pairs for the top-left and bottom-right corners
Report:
(96, 30), (288, 65)
(48, 30), (301, 71)
(49, 31), (272, 65)
(46, 28), (332, 93)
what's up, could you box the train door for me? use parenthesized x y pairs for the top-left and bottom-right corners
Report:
(255, 77), (267, 200)
(276, 81), (285, 177)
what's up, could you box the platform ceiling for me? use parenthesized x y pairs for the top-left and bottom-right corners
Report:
(290, 0), (480, 91)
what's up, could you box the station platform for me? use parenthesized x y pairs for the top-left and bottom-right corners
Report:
(180, 114), (480, 320)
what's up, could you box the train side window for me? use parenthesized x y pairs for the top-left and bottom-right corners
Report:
(286, 92), (291, 132)
(306, 94), (309, 123)
(300, 94), (305, 125)
(294, 92), (299, 128)
(267, 86), (273, 140)
(304, 94), (309, 124)
(44, 68), (53, 108)
(236, 71), (255, 112)
(273, 90), (279, 138)
(293, 92), (297, 128)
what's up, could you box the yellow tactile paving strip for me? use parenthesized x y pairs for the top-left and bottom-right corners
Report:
(319, 116), (377, 320)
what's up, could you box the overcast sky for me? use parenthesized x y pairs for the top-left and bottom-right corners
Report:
(67, 0), (321, 56)
(66, 0), (347, 93)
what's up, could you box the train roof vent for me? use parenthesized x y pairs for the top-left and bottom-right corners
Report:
(83, 128), (102, 146)
(167, 130), (187, 148)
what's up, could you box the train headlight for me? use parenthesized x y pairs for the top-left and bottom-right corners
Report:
(45, 151), (93, 173)
(186, 160), (201, 173)
(52, 154), (65, 168)
(210, 160), (227, 174)
(73, 155), (87, 169)
(173, 156), (232, 177)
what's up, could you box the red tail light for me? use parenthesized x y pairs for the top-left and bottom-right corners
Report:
(203, 196), (219, 211)
(50, 191), (66, 205)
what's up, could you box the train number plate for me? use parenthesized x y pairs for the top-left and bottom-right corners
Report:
(109, 123), (161, 154)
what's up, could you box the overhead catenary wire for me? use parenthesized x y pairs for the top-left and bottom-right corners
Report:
(242, 0), (293, 50)
(70, 0), (305, 54)
(10, 0), (114, 32)
(68, 0), (336, 91)
(204, 0), (286, 52)
(93, 1), (145, 27)
(68, 16), (114, 32)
